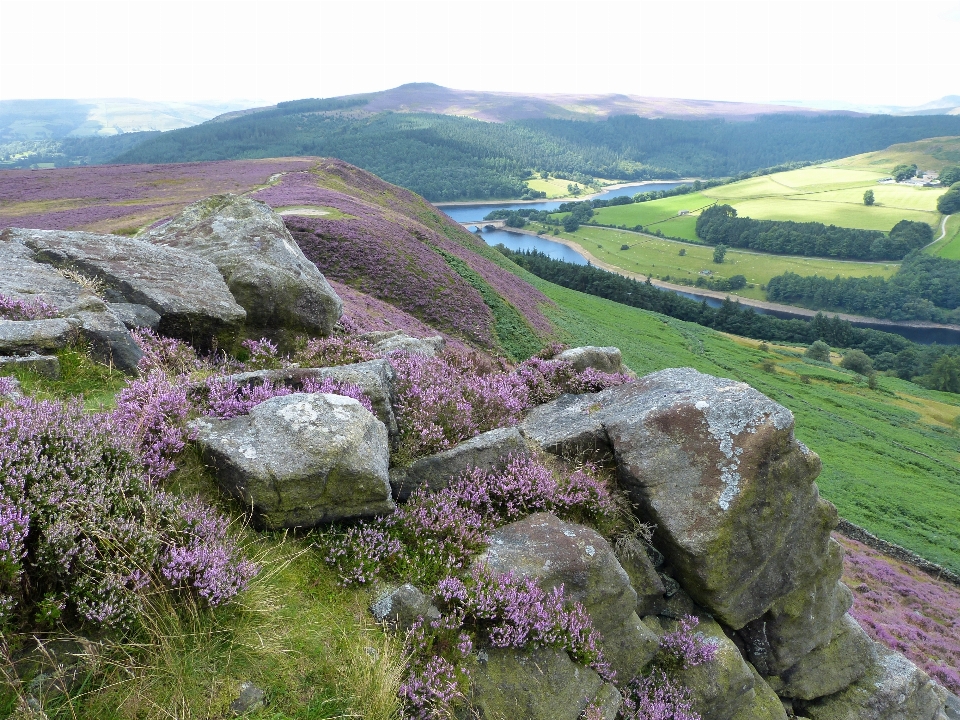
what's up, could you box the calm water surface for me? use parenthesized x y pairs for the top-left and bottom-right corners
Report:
(441, 182), (685, 224)
(477, 229), (960, 345)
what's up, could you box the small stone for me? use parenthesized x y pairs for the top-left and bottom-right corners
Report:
(229, 682), (265, 716)
(0, 354), (60, 380)
(370, 583), (440, 629)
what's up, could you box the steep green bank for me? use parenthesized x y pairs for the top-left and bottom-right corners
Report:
(518, 273), (960, 573)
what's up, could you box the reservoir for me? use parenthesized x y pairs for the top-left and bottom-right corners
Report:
(476, 228), (960, 346)
(440, 182), (686, 224)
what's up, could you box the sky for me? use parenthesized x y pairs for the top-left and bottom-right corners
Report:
(1, 0), (959, 110)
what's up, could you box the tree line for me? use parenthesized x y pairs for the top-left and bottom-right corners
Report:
(106, 106), (960, 201)
(499, 247), (960, 393)
(695, 205), (933, 261)
(766, 252), (960, 324)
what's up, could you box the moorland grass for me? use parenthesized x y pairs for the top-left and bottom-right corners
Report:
(531, 223), (897, 301)
(826, 136), (960, 174)
(524, 274), (960, 574)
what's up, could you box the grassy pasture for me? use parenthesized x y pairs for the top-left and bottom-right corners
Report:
(522, 274), (960, 573)
(826, 136), (960, 173)
(588, 164), (947, 241)
(533, 223), (897, 301)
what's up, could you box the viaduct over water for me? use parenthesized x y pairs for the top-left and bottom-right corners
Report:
(460, 219), (506, 231)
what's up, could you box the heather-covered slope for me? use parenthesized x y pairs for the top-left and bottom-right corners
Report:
(0, 158), (553, 360)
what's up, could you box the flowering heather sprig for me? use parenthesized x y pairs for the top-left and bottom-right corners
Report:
(657, 615), (719, 670)
(290, 334), (379, 368)
(0, 293), (59, 321)
(391, 351), (528, 462)
(133, 328), (203, 376)
(159, 495), (258, 606)
(113, 371), (191, 483)
(324, 456), (616, 588)
(620, 669), (699, 720)
(0, 376), (19, 401)
(436, 566), (608, 673)
(391, 350), (632, 462)
(399, 649), (467, 720)
(301, 376), (374, 413)
(0, 497), (29, 623)
(240, 337), (283, 370)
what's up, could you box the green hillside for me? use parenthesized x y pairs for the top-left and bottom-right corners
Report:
(525, 275), (960, 573)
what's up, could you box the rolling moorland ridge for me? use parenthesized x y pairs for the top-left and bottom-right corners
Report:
(0, 158), (958, 718)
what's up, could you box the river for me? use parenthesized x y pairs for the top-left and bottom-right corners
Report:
(472, 229), (960, 346)
(439, 181), (686, 224)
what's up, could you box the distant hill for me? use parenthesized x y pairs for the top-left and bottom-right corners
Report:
(114, 107), (960, 201)
(210, 83), (857, 124)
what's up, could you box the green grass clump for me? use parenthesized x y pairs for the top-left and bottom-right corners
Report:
(7, 345), (130, 410)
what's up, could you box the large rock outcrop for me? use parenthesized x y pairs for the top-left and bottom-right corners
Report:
(3, 228), (246, 350)
(475, 513), (660, 680)
(522, 368), (835, 630)
(798, 644), (949, 720)
(190, 392), (394, 529)
(142, 195), (342, 342)
(0, 237), (144, 372)
(554, 345), (632, 375)
(518, 367), (935, 711)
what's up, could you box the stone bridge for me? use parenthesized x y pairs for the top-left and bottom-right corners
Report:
(460, 220), (506, 231)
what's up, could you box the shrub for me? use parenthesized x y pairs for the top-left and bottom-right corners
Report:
(0, 293), (59, 321)
(202, 375), (373, 419)
(390, 351), (631, 462)
(0, 397), (256, 630)
(840, 349), (874, 376)
(805, 340), (832, 362)
(133, 328), (204, 376)
(324, 455), (616, 587)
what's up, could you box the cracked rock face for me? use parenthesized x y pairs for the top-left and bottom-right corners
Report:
(4, 227), (246, 350)
(142, 194), (342, 342)
(522, 368), (834, 631)
(475, 513), (660, 679)
(190, 392), (394, 529)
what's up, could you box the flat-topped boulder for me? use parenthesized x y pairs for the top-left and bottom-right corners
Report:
(190, 392), (394, 529)
(4, 228), (246, 350)
(220, 359), (398, 438)
(359, 330), (445, 356)
(0, 318), (79, 356)
(141, 194), (342, 342)
(554, 346), (631, 375)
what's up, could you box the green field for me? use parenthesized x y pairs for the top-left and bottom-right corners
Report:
(590, 165), (946, 237)
(532, 223), (898, 301)
(522, 272), (960, 573)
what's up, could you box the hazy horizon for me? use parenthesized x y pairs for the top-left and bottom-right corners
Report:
(1, 0), (958, 110)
